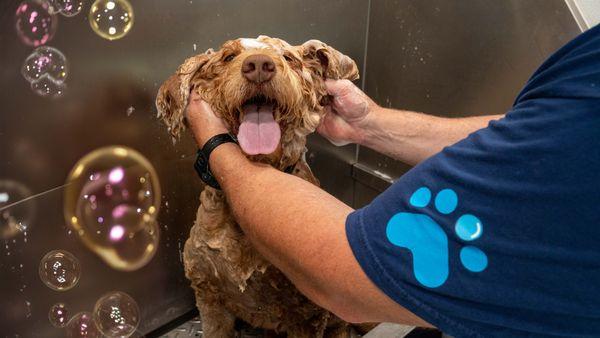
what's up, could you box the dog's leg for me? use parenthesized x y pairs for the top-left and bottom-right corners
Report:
(197, 298), (237, 338)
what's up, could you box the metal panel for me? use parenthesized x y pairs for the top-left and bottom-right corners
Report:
(358, 0), (581, 183)
(0, 0), (367, 336)
(566, 0), (600, 30)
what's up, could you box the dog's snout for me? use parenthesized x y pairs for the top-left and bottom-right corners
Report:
(242, 54), (276, 84)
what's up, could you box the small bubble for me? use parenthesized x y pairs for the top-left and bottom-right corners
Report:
(30, 75), (66, 98)
(89, 0), (134, 40)
(93, 291), (140, 337)
(48, 303), (69, 328)
(38, 250), (81, 291)
(54, 0), (84, 17)
(22, 46), (68, 84)
(66, 312), (101, 337)
(126, 106), (135, 116)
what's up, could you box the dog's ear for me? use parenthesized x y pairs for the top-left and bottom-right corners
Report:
(300, 40), (359, 81)
(156, 49), (214, 140)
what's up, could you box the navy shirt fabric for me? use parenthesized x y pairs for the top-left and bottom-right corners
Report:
(346, 25), (600, 337)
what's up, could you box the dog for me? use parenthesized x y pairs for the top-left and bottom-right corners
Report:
(156, 36), (360, 337)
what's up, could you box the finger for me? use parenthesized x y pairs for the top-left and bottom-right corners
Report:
(198, 100), (217, 117)
(189, 89), (202, 103)
(324, 79), (353, 96)
(186, 97), (211, 119)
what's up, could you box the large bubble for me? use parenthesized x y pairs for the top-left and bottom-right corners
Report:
(15, 0), (57, 47)
(38, 249), (81, 291)
(64, 146), (161, 271)
(48, 302), (69, 328)
(89, 0), (134, 40)
(93, 291), (140, 337)
(0, 180), (34, 240)
(66, 312), (101, 338)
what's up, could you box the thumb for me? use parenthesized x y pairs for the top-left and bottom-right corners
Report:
(325, 79), (354, 97)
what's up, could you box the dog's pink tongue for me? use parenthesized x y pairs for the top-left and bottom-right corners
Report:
(237, 104), (281, 155)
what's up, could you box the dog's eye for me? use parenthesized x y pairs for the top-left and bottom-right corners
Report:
(224, 54), (236, 62)
(283, 54), (293, 62)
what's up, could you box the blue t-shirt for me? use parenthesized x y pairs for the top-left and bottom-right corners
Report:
(346, 25), (600, 337)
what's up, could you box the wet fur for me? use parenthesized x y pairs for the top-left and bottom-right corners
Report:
(156, 36), (359, 337)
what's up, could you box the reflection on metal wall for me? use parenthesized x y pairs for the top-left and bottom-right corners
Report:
(354, 0), (581, 208)
(0, 0), (367, 336)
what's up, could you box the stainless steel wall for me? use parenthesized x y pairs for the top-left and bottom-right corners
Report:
(353, 0), (582, 208)
(0, 1), (367, 336)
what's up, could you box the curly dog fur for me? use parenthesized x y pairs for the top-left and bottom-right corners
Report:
(156, 36), (360, 337)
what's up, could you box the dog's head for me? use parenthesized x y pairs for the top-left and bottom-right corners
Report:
(156, 36), (358, 168)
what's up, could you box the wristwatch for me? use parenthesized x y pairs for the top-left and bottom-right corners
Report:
(194, 133), (238, 189)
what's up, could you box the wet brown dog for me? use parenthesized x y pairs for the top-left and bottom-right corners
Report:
(156, 36), (358, 337)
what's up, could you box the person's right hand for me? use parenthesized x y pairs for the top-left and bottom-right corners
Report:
(317, 79), (378, 146)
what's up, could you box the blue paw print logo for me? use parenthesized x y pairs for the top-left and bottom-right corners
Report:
(386, 187), (488, 288)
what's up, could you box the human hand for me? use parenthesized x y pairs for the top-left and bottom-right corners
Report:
(317, 79), (378, 146)
(185, 91), (229, 147)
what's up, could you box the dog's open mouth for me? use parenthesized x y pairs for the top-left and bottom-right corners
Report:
(237, 95), (281, 155)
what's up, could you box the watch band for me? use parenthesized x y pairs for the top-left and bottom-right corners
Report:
(194, 133), (238, 189)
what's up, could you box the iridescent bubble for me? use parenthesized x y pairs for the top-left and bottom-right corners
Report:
(0, 180), (34, 240)
(93, 291), (140, 337)
(55, 0), (84, 17)
(48, 302), (69, 328)
(88, 0), (134, 41)
(15, 0), (57, 47)
(64, 146), (161, 271)
(38, 250), (81, 291)
(66, 312), (101, 338)
(45, 0), (61, 14)
(30, 74), (66, 98)
(22, 46), (68, 83)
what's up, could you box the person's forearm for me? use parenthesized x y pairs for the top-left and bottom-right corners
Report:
(206, 143), (430, 325)
(208, 143), (353, 305)
(358, 107), (503, 165)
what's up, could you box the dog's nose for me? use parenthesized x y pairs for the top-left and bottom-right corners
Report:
(242, 54), (276, 83)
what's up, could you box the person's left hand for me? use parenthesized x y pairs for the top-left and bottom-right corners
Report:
(185, 90), (229, 146)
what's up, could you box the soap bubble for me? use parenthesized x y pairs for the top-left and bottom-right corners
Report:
(22, 46), (68, 83)
(64, 146), (161, 271)
(46, 0), (60, 14)
(54, 0), (84, 17)
(48, 302), (69, 328)
(0, 180), (34, 240)
(39, 250), (81, 291)
(15, 0), (57, 47)
(89, 0), (134, 40)
(66, 312), (101, 338)
(30, 74), (67, 98)
(21, 46), (68, 98)
(93, 291), (140, 337)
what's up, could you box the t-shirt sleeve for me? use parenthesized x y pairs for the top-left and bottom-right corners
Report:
(346, 25), (600, 338)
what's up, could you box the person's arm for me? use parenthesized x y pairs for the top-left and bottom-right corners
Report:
(317, 80), (503, 166)
(186, 95), (431, 326)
